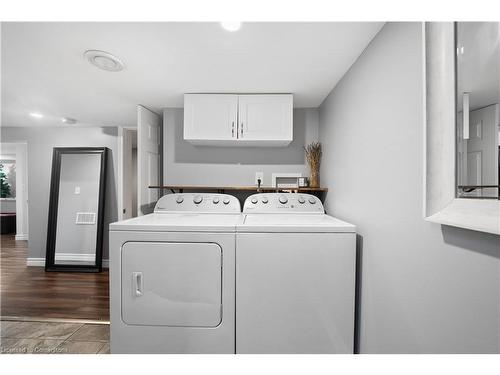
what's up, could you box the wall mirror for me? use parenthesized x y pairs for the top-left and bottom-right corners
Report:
(45, 147), (108, 272)
(456, 22), (500, 200)
(424, 22), (500, 235)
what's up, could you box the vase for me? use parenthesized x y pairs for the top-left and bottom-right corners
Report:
(309, 168), (320, 188)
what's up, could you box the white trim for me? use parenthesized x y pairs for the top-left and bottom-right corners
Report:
(117, 126), (124, 221)
(424, 22), (500, 236)
(26, 258), (45, 266)
(426, 199), (500, 235)
(27, 257), (109, 268)
(15, 234), (28, 241)
(0, 142), (29, 240)
(55, 253), (96, 262)
(421, 21), (427, 219)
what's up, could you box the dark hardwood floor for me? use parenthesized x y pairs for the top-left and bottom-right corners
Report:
(1, 235), (109, 321)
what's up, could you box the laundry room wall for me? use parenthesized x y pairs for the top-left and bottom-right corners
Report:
(319, 22), (500, 353)
(0, 126), (119, 265)
(162, 108), (319, 186)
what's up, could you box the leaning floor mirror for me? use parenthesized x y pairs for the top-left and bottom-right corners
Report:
(45, 147), (108, 272)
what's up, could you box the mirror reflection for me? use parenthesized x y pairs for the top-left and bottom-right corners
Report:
(54, 153), (102, 266)
(456, 22), (500, 199)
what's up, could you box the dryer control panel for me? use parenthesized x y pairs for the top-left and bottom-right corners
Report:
(243, 193), (324, 213)
(154, 193), (241, 213)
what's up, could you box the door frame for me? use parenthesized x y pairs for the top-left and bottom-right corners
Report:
(0, 142), (29, 241)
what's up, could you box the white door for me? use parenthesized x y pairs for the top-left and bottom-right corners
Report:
(238, 94), (293, 141)
(121, 128), (137, 219)
(465, 104), (498, 197)
(184, 94), (238, 142)
(121, 241), (222, 327)
(137, 106), (161, 215)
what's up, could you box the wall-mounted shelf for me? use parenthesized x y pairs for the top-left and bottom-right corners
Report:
(149, 185), (328, 193)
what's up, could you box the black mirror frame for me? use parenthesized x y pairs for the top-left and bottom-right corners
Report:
(45, 147), (108, 272)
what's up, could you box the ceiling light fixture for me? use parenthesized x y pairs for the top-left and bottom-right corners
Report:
(30, 112), (43, 118)
(62, 117), (77, 125)
(220, 22), (241, 32)
(84, 50), (124, 72)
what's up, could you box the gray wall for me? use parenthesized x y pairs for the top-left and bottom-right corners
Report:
(319, 22), (499, 353)
(163, 108), (319, 186)
(0, 127), (118, 261)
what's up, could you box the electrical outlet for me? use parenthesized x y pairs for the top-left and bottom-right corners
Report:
(255, 172), (264, 186)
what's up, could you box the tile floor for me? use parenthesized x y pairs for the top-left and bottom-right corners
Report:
(0, 320), (109, 354)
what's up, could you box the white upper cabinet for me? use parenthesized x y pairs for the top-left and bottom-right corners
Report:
(184, 94), (238, 144)
(238, 95), (293, 145)
(183, 94), (293, 146)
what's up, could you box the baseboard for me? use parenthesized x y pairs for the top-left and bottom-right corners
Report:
(15, 234), (28, 241)
(55, 253), (96, 263)
(27, 257), (109, 268)
(26, 258), (45, 267)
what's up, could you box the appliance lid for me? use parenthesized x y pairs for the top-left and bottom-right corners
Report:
(110, 212), (244, 232)
(239, 214), (356, 233)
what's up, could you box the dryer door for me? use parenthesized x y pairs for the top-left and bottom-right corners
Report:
(121, 241), (222, 327)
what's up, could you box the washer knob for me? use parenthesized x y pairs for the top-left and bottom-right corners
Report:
(308, 197), (316, 204)
(193, 195), (203, 204)
(251, 197), (258, 204)
(223, 198), (230, 205)
(261, 197), (269, 204)
(298, 196), (305, 204)
(279, 195), (288, 204)
(175, 196), (184, 204)
(213, 197), (220, 204)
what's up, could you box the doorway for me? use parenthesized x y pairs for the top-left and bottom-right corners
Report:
(0, 142), (29, 241)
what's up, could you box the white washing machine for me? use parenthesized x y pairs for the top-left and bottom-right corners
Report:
(236, 193), (357, 354)
(109, 193), (242, 353)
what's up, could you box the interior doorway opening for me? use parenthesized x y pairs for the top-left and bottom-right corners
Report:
(0, 142), (29, 241)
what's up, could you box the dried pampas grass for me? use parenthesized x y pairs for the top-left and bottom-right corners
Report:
(304, 142), (322, 187)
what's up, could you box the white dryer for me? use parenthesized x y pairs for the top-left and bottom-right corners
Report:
(109, 193), (242, 353)
(236, 193), (356, 354)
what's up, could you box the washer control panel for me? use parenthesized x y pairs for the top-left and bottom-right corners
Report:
(243, 193), (324, 213)
(154, 193), (241, 213)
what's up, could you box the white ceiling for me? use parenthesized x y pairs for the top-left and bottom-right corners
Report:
(1, 22), (383, 127)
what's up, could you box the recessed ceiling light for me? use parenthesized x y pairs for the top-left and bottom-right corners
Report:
(62, 117), (77, 125)
(30, 112), (43, 118)
(220, 22), (241, 32)
(84, 50), (124, 72)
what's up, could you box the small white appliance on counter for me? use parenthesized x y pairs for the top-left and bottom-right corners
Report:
(109, 193), (242, 354)
(236, 193), (357, 353)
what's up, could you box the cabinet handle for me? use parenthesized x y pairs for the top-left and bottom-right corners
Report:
(133, 272), (143, 297)
(232, 121), (235, 137)
(241, 123), (243, 138)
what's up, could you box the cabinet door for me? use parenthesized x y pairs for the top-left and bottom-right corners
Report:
(184, 94), (238, 142)
(238, 94), (293, 142)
